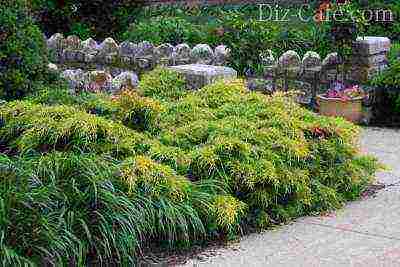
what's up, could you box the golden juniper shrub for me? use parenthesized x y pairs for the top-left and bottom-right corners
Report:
(80, 92), (121, 118)
(0, 68), (382, 264)
(190, 146), (222, 179)
(198, 79), (246, 108)
(0, 101), (145, 156)
(120, 155), (190, 201)
(212, 136), (252, 160)
(138, 67), (186, 101)
(212, 195), (247, 230)
(148, 141), (192, 174)
(160, 94), (214, 127)
(115, 90), (164, 132)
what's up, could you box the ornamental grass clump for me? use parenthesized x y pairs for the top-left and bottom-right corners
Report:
(0, 68), (380, 265)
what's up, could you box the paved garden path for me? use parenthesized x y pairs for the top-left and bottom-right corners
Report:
(182, 127), (400, 267)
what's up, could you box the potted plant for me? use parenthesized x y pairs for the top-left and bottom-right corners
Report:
(316, 1), (369, 123)
(317, 83), (366, 123)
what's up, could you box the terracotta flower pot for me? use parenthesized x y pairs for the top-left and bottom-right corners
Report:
(317, 94), (364, 123)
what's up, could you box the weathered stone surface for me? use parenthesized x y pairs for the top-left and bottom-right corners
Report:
(301, 51), (322, 79)
(81, 38), (98, 52)
(247, 78), (274, 94)
(109, 68), (124, 77)
(349, 63), (389, 83)
(61, 69), (132, 94)
(99, 38), (119, 54)
(65, 35), (82, 50)
(84, 54), (97, 63)
(154, 43), (174, 65)
(135, 58), (152, 70)
(84, 70), (113, 93)
(350, 52), (389, 67)
(48, 63), (59, 72)
(191, 44), (214, 64)
(45, 34), (231, 73)
(169, 64), (237, 90)
(277, 50), (301, 75)
(79, 38), (98, 63)
(61, 69), (84, 93)
(47, 33), (64, 50)
(260, 50), (276, 66)
(111, 71), (139, 93)
(136, 41), (154, 57)
(353, 36), (391, 55)
(214, 45), (230, 66)
(175, 44), (191, 58)
(96, 38), (119, 64)
(155, 43), (174, 58)
(260, 50), (276, 78)
(322, 52), (341, 69)
(119, 41), (138, 57)
(302, 51), (321, 69)
(174, 43), (192, 64)
(63, 36), (82, 62)
(278, 50), (301, 67)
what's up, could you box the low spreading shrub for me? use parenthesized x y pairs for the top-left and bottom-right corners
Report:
(0, 69), (380, 264)
(138, 67), (187, 101)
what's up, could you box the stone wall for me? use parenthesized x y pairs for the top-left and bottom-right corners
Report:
(257, 36), (391, 85)
(350, 37), (391, 83)
(47, 33), (230, 75)
(51, 35), (390, 98)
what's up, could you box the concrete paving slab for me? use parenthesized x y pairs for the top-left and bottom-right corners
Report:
(184, 222), (400, 267)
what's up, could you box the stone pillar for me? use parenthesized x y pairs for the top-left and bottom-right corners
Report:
(350, 37), (391, 83)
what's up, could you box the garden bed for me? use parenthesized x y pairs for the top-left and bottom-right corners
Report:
(0, 0), (390, 265)
(0, 68), (380, 265)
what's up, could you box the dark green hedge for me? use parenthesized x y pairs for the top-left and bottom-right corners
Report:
(29, 0), (143, 39)
(0, 0), (49, 100)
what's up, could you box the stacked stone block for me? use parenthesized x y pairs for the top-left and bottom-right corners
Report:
(350, 37), (391, 83)
(169, 64), (238, 90)
(47, 34), (231, 73)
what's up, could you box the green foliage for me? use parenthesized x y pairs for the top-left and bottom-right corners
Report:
(0, 101), (145, 157)
(358, 0), (400, 41)
(0, 0), (49, 100)
(117, 90), (163, 132)
(155, 77), (379, 227)
(138, 68), (187, 101)
(30, 0), (143, 39)
(370, 43), (400, 122)
(69, 22), (92, 40)
(27, 81), (78, 106)
(0, 69), (379, 264)
(372, 43), (400, 89)
(123, 16), (204, 45)
(121, 2), (398, 75)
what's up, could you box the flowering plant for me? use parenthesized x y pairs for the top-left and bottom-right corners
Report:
(324, 84), (365, 101)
